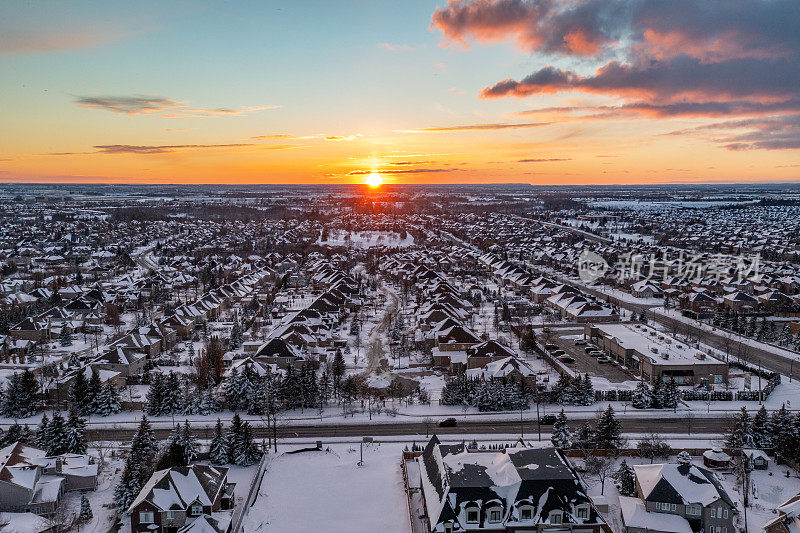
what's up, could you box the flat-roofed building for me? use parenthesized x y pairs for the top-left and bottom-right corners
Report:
(585, 323), (728, 385)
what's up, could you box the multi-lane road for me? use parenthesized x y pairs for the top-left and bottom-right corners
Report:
(83, 415), (730, 443)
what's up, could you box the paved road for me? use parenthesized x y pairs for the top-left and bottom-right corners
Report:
(84, 415), (730, 443)
(577, 282), (799, 377)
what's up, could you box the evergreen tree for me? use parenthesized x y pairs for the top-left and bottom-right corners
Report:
(96, 382), (122, 416)
(752, 405), (771, 449)
(146, 372), (166, 416)
(554, 373), (573, 405)
(35, 413), (50, 448)
(163, 372), (183, 415)
(2, 370), (39, 417)
(614, 460), (636, 496)
(579, 374), (594, 406)
(85, 371), (102, 415)
(65, 408), (87, 454)
(726, 407), (753, 449)
(46, 411), (68, 455)
(227, 413), (244, 464)
(770, 404), (794, 459)
(59, 326), (73, 347)
(131, 415), (159, 471)
(318, 370), (331, 407)
(280, 365), (302, 409)
(179, 420), (199, 464)
(662, 378), (679, 410)
(0, 423), (30, 447)
(70, 370), (90, 413)
(114, 456), (138, 510)
(331, 350), (345, 391)
(235, 421), (261, 466)
(79, 494), (93, 521)
(224, 367), (244, 411)
(651, 379), (665, 409)
(632, 379), (653, 409)
(551, 409), (573, 449)
(594, 406), (623, 449)
(300, 362), (319, 409)
(209, 418), (228, 465)
(349, 317), (360, 336)
(198, 387), (219, 415)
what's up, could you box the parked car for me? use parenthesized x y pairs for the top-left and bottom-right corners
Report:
(584, 346), (597, 354)
(588, 350), (603, 357)
(597, 356), (612, 364)
(438, 417), (458, 427)
(551, 349), (566, 357)
(538, 414), (558, 425)
(558, 355), (575, 364)
(545, 344), (559, 351)
(574, 339), (587, 346)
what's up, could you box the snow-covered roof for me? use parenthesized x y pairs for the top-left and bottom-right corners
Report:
(619, 496), (693, 533)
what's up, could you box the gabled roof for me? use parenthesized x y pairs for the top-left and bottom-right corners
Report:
(128, 464), (229, 514)
(634, 462), (735, 508)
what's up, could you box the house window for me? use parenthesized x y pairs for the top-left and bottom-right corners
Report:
(466, 509), (479, 523)
(444, 524), (453, 533)
(166, 510), (176, 520)
(520, 508), (532, 521)
(576, 506), (589, 519)
(710, 507), (716, 518)
(686, 504), (701, 516)
(489, 509), (501, 523)
(190, 504), (203, 516)
(139, 511), (154, 524)
(550, 511), (562, 524)
(723, 509), (729, 519)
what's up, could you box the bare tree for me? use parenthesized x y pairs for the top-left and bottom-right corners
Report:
(583, 453), (616, 496)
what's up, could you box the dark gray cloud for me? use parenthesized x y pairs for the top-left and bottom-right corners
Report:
(75, 96), (180, 115)
(433, 0), (800, 150)
(75, 95), (278, 117)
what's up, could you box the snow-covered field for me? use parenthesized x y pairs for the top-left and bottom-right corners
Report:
(241, 442), (410, 532)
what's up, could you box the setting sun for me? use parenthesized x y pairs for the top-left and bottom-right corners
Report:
(366, 173), (383, 188)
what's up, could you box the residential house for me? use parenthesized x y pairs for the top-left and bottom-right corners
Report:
(128, 464), (235, 533)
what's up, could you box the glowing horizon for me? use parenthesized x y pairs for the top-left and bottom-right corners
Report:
(1, 1), (798, 185)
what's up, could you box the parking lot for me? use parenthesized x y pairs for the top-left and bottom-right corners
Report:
(540, 327), (633, 382)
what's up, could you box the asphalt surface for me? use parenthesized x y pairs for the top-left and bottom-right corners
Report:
(83, 415), (731, 443)
(548, 328), (634, 382)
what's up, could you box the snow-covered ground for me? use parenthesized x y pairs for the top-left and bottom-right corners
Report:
(241, 442), (410, 532)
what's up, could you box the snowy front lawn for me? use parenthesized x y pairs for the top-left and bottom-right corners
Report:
(241, 442), (410, 532)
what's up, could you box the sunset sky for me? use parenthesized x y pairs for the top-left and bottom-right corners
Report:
(1, 0), (799, 185)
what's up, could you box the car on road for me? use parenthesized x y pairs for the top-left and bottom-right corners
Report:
(538, 414), (558, 425)
(558, 355), (575, 364)
(438, 418), (458, 427)
(597, 356), (612, 364)
(574, 339), (587, 345)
